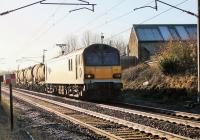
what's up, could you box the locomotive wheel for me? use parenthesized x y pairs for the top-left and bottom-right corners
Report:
(65, 88), (70, 97)
(79, 90), (83, 97)
(63, 87), (66, 96)
(77, 90), (83, 98)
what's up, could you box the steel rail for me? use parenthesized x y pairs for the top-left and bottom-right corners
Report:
(2, 89), (123, 140)
(16, 88), (200, 119)
(5, 89), (192, 140)
(14, 88), (200, 128)
(113, 102), (200, 119)
(96, 104), (200, 129)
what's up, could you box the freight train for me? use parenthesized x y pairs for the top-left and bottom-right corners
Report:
(15, 44), (123, 99)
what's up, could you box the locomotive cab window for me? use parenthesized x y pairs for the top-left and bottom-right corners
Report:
(84, 44), (120, 66)
(85, 52), (102, 66)
(103, 53), (119, 66)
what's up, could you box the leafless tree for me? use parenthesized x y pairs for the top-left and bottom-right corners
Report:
(82, 31), (101, 47)
(109, 37), (127, 56)
(82, 31), (91, 47)
(64, 34), (78, 53)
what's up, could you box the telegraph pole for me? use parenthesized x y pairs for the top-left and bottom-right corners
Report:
(42, 49), (47, 64)
(101, 33), (104, 44)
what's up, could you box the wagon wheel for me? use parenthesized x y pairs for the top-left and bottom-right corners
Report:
(65, 88), (69, 97)
(78, 90), (83, 98)
(78, 86), (85, 99)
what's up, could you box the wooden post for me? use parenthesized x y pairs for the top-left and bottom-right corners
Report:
(0, 82), (1, 104)
(197, 0), (200, 102)
(0, 75), (3, 104)
(9, 83), (13, 131)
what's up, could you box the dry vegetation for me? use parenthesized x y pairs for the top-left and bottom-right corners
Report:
(122, 40), (197, 100)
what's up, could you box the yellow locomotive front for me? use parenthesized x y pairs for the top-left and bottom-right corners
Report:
(83, 44), (122, 93)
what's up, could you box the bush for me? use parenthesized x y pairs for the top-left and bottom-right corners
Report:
(160, 57), (180, 74)
(158, 40), (197, 75)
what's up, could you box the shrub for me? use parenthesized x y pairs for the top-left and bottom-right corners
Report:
(159, 57), (180, 74)
(158, 40), (197, 75)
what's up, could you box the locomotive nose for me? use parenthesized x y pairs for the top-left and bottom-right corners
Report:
(85, 66), (121, 80)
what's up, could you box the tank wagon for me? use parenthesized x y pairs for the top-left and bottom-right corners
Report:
(16, 64), (45, 91)
(16, 44), (123, 99)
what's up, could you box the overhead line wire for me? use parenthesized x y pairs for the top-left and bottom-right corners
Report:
(34, 13), (71, 41)
(89, 0), (154, 31)
(0, 0), (47, 16)
(30, 5), (62, 39)
(74, 0), (127, 33)
(139, 0), (190, 24)
(23, 3), (63, 48)
(106, 0), (190, 41)
(90, 10), (133, 31)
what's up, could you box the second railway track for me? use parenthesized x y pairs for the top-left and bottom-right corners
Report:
(7, 87), (200, 139)
(2, 87), (195, 140)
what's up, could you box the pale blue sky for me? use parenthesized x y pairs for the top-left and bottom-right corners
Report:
(0, 0), (197, 70)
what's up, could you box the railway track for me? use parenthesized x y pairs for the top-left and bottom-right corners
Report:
(110, 102), (200, 121)
(97, 102), (200, 129)
(14, 88), (200, 129)
(2, 87), (193, 140)
(9, 88), (200, 139)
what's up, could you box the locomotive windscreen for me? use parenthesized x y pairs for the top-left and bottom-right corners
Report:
(84, 44), (120, 66)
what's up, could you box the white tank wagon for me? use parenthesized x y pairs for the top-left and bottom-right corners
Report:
(18, 70), (25, 84)
(32, 64), (45, 91)
(16, 63), (45, 91)
(21, 66), (34, 89)
(15, 71), (20, 83)
(32, 64), (45, 83)
(25, 67), (33, 82)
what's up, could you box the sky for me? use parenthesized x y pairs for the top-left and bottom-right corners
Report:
(0, 0), (197, 71)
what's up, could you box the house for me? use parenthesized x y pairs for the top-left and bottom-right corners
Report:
(128, 24), (197, 62)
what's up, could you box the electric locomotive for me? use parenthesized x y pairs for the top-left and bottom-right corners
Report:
(16, 44), (123, 99)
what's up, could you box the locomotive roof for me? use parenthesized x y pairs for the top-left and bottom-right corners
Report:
(48, 44), (117, 61)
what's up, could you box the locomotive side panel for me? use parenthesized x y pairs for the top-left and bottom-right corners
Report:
(45, 52), (84, 85)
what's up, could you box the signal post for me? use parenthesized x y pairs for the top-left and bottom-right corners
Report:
(0, 75), (3, 104)
(4, 74), (16, 131)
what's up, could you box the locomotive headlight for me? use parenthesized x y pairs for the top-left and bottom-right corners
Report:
(84, 74), (94, 79)
(113, 73), (121, 79)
